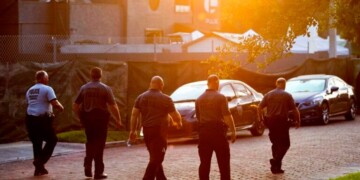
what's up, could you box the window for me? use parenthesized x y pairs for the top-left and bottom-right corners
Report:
(220, 84), (235, 98)
(144, 28), (163, 44)
(232, 83), (251, 97)
(334, 78), (346, 88)
(286, 79), (326, 93)
(175, 0), (191, 13)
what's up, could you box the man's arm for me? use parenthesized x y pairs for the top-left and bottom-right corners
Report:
(293, 107), (301, 128)
(51, 100), (64, 112)
(72, 103), (80, 118)
(224, 114), (236, 143)
(169, 110), (182, 129)
(129, 107), (140, 141)
(257, 105), (264, 123)
(107, 103), (123, 128)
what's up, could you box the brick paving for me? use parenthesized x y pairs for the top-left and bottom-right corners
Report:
(1, 116), (360, 180)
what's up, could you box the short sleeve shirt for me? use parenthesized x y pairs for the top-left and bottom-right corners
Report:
(259, 88), (296, 117)
(26, 83), (57, 116)
(195, 89), (231, 124)
(134, 89), (176, 127)
(74, 81), (116, 113)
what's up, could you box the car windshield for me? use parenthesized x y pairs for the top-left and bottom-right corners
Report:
(286, 79), (326, 93)
(171, 84), (207, 102)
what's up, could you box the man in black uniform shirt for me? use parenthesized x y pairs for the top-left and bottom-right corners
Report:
(195, 74), (236, 180)
(73, 67), (122, 179)
(258, 77), (300, 174)
(129, 76), (182, 180)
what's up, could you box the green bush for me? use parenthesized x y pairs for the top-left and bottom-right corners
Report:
(57, 130), (129, 143)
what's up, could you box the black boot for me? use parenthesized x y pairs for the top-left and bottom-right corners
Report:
(33, 161), (48, 176)
(270, 159), (284, 174)
(84, 157), (92, 177)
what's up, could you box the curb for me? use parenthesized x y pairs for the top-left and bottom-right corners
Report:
(104, 138), (144, 148)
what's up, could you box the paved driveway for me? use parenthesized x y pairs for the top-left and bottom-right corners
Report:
(1, 116), (360, 180)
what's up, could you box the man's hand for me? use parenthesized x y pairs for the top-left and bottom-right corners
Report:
(230, 131), (236, 143)
(295, 120), (301, 129)
(169, 111), (182, 129)
(117, 120), (124, 129)
(293, 108), (301, 129)
(172, 121), (182, 129)
(129, 131), (137, 141)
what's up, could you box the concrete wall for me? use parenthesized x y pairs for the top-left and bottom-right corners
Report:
(69, 2), (122, 44)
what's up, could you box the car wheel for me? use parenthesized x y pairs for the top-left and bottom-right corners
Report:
(345, 99), (356, 120)
(319, 103), (330, 125)
(250, 114), (265, 136)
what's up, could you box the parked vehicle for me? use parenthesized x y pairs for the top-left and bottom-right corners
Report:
(168, 80), (265, 138)
(286, 74), (356, 125)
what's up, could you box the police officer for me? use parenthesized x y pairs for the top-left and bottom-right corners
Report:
(73, 67), (122, 179)
(129, 76), (182, 180)
(195, 74), (236, 180)
(258, 77), (300, 174)
(25, 70), (64, 176)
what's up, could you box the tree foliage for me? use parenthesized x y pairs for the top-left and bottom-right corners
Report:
(334, 0), (360, 46)
(206, 0), (359, 77)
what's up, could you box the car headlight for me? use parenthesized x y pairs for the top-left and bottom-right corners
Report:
(302, 97), (322, 106)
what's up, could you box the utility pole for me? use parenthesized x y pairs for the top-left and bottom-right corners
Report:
(329, 0), (337, 58)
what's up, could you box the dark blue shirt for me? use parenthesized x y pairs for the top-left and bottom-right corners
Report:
(74, 81), (116, 113)
(134, 89), (176, 127)
(195, 89), (231, 125)
(259, 88), (296, 118)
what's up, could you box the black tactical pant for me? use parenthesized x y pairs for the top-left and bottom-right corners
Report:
(142, 126), (168, 180)
(267, 116), (290, 170)
(81, 109), (109, 175)
(198, 123), (230, 180)
(26, 114), (57, 169)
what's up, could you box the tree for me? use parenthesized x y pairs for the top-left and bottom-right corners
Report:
(206, 0), (359, 76)
(334, 0), (360, 53)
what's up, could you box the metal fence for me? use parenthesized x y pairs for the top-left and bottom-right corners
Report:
(0, 35), (180, 63)
(0, 35), (70, 63)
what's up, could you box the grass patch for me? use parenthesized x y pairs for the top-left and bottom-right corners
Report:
(330, 172), (360, 180)
(57, 130), (129, 143)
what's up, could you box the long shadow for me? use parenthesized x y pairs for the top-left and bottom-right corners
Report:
(167, 130), (266, 146)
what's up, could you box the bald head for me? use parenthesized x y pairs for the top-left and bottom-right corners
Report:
(35, 70), (49, 84)
(207, 74), (220, 90)
(149, 76), (164, 90)
(276, 77), (286, 89)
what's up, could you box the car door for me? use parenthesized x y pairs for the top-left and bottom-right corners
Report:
(219, 84), (242, 126)
(232, 83), (256, 126)
(334, 78), (350, 113)
(326, 78), (341, 114)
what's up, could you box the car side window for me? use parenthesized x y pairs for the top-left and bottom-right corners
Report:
(328, 79), (335, 89)
(232, 83), (251, 97)
(220, 84), (236, 98)
(334, 78), (345, 88)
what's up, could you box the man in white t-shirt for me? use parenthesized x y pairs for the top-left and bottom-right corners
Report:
(25, 70), (64, 176)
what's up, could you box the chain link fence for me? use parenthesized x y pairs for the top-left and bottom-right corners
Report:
(0, 35), (72, 63)
(0, 35), (182, 64)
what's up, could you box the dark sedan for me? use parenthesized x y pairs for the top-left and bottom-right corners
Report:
(286, 74), (356, 124)
(168, 80), (265, 138)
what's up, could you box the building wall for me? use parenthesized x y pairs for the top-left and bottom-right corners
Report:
(69, 2), (123, 44)
(19, 1), (53, 35)
(0, 0), (19, 35)
(126, 0), (192, 44)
